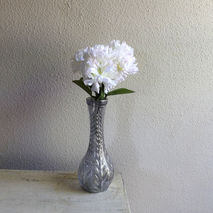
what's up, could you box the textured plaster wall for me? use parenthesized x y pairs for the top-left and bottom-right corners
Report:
(1, 0), (213, 212)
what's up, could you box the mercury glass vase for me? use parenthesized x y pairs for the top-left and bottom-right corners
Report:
(78, 97), (114, 193)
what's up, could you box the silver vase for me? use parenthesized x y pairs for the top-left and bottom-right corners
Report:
(78, 97), (114, 193)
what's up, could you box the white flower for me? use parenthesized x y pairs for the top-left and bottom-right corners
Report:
(74, 40), (138, 94)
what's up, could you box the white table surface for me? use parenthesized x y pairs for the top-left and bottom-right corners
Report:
(0, 169), (131, 213)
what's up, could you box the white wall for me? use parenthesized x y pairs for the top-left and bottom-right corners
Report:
(1, 0), (213, 212)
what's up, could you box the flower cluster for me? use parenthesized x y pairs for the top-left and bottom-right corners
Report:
(74, 40), (138, 94)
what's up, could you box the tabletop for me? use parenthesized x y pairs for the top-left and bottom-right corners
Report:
(0, 169), (131, 213)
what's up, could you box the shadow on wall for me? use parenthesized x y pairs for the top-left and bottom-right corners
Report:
(112, 96), (141, 173)
(0, 37), (73, 170)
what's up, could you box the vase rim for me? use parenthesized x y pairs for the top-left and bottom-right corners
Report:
(86, 97), (108, 105)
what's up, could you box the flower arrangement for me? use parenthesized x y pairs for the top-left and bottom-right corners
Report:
(73, 40), (138, 100)
(74, 40), (139, 192)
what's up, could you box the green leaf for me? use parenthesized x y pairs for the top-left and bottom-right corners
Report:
(107, 88), (135, 96)
(73, 78), (92, 96)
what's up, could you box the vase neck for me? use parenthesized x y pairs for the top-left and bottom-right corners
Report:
(87, 98), (107, 152)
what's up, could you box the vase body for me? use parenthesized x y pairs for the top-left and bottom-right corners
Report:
(78, 97), (114, 193)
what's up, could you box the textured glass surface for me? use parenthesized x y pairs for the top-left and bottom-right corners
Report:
(78, 98), (114, 193)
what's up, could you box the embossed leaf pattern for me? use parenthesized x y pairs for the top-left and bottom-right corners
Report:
(78, 99), (114, 193)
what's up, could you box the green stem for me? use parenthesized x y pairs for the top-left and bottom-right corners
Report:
(95, 84), (106, 100)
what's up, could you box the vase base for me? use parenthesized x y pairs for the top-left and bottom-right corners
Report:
(80, 185), (109, 193)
